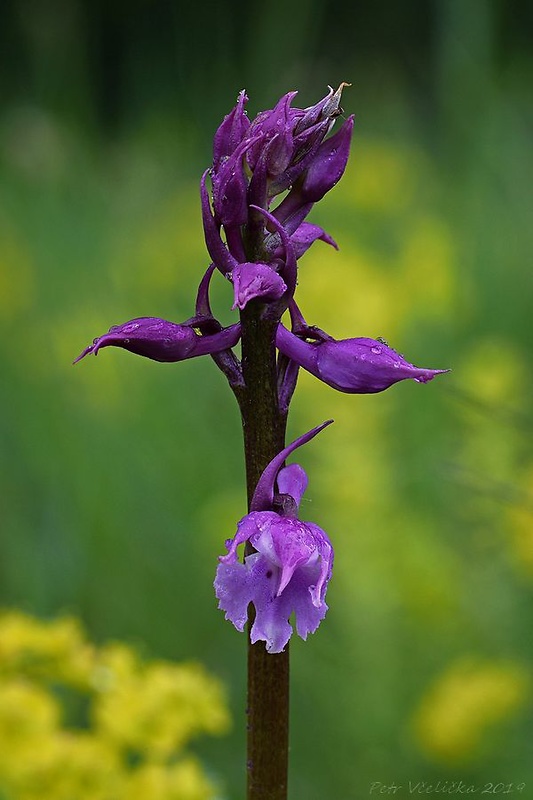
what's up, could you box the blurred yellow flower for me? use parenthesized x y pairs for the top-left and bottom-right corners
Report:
(0, 611), (230, 800)
(412, 657), (529, 763)
(125, 759), (215, 800)
(94, 659), (230, 758)
(0, 611), (94, 689)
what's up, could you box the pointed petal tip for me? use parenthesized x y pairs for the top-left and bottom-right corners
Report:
(72, 344), (96, 364)
(415, 367), (451, 384)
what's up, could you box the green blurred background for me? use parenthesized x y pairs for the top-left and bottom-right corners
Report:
(1, 0), (533, 797)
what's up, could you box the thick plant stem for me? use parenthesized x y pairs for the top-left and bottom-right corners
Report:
(239, 301), (289, 800)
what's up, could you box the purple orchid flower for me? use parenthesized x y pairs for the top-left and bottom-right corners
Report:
(230, 263), (287, 311)
(214, 421), (334, 654)
(276, 323), (449, 394)
(212, 89), (250, 167)
(286, 222), (338, 260)
(200, 85), (353, 316)
(74, 317), (241, 364)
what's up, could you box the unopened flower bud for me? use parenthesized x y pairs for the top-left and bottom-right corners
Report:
(276, 325), (449, 393)
(74, 317), (241, 364)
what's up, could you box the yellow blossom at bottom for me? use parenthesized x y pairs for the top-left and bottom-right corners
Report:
(124, 759), (215, 800)
(0, 611), (229, 800)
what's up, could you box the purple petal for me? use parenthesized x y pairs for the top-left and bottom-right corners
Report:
(300, 115), (354, 203)
(230, 263), (287, 311)
(215, 513), (333, 653)
(214, 560), (250, 633)
(74, 317), (241, 364)
(74, 318), (199, 363)
(316, 338), (449, 393)
(218, 512), (276, 564)
(294, 83), (349, 135)
(276, 464), (308, 508)
(289, 222), (338, 260)
(213, 90), (250, 165)
(251, 420), (333, 512)
(200, 170), (236, 274)
(212, 135), (260, 227)
(276, 325), (449, 394)
(249, 204), (297, 300)
(246, 91), (298, 173)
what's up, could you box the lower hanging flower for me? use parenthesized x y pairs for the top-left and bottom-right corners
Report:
(214, 422), (334, 653)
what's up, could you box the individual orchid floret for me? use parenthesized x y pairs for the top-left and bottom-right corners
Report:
(287, 222), (338, 260)
(272, 115), (354, 228)
(230, 263), (287, 311)
(214, 421), (334, 654)
(74, 317), (241, 364)
(276, 323), (449, 394)
(212, 89), (250, 166)
(211, 135), (260, 228)
(299, 115), (355, 202)
(246, 91), (298, 176)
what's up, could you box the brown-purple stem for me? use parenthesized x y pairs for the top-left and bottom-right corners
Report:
(238, 299), (289, 800)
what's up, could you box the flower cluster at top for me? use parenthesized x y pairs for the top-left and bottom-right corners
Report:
(75, 86), (448, 654)
(0, 610), (230, 800)
(74, 84), (447, 401)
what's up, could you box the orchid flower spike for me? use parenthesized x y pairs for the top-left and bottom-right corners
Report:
(214, 421), (334, 653)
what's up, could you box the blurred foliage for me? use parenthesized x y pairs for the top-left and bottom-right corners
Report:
(0, 611), (230, 800)
(1, 1), (533, 798)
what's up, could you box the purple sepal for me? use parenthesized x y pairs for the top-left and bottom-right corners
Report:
(246, 92), (297, 175)
(230, 263), (287, 311)
(269, 119), (330, 197)
(293, 83), (348, 135)
(277, 464), (308, 509)
(200, 171), (236, 274)
(215, 510), (333, 653)
(74, 317), (241, 364)
(213, 90), (250, 165)
(249, 205), (297, 302)
(276, 325), (449, 393)
(212, 135), (259, 227)
(288, 222), (338, 260)
(251, 420), (332, 512)
(300, 115), (354, 202)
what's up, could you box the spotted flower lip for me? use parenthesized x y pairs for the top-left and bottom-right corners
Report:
(74, 317), (241, 364)
(214, 422), (334, 654)
(276, 324), (449, 393)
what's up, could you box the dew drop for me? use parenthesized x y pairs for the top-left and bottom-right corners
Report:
(371, 346), (382, 355)
(122, 323), (140, 333)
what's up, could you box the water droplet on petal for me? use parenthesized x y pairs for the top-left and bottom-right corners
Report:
(122, 323), (140, 333)
(371, 346), (382, 355)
